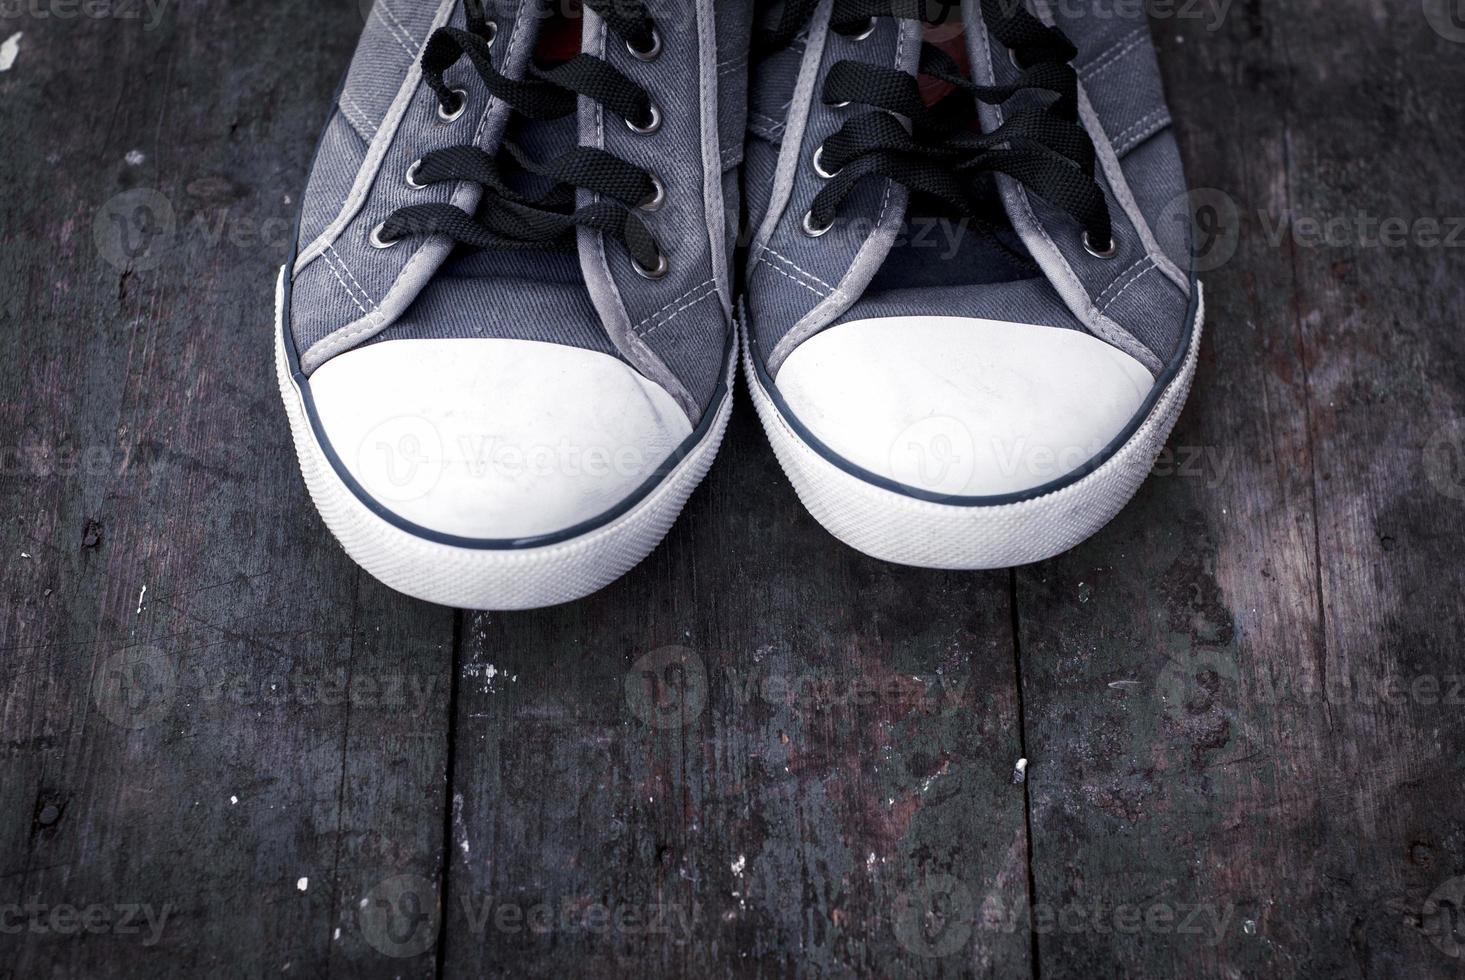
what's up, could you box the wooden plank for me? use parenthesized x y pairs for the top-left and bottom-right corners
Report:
(5, 1), (1462, 977)
(438, 409), (1033, 978)
(1013, 3), (1465, 978)
(0, 5), (456, 976)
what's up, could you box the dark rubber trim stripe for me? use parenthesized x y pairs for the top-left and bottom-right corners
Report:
(277, 69), (733, 552)
(281, 270), (732, 551)
(746, 278), (1200, 508)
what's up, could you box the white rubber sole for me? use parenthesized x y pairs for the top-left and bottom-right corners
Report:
(274, 267), (734, 610)
(745, 286), (1205, 570)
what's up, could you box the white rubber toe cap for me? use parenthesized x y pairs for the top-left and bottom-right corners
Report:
(774, 316), (1156, 498)
(306, 339), (693, 541)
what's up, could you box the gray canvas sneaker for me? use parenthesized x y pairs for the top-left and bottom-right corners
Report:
(742, 0), (1204, 569)
(275, 0), (752, 609)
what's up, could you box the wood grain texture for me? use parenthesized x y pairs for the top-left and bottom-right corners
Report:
(1013, 2), (1465, 978)
(0, 4), (455, 978)
(438, 408), (1031, 978)
(1, 0), (1463, 977)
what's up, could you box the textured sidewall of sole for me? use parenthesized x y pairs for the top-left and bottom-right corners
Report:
(273, 267), (733, 610)
(746, 287), (1206, 570)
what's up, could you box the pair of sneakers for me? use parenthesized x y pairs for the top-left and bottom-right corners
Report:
(276, 0), (1203, 610)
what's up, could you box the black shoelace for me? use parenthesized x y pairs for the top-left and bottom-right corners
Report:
(371, 0), (670, 278)
(756, 0), (1115, 255)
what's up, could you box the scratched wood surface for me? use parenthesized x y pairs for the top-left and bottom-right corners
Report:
(1, 1), (1464, 978)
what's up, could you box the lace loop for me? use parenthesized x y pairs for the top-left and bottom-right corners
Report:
(759, 0), (1114, 250)
(379, 2), (666, 272)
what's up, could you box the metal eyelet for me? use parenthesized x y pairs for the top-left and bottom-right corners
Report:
(437, 88), (468, 123)
(626, 26), (662, 62)
(812, 144), (841, 180)
(625, 102), (662, 135)
(1009, 48), (1024, 70)
(634, 249), (670, 280)
(802, 209), (834, 238)
(405, 159), (428, 189)
(850, 17), (878, 41)
(827, 99), (853, 109)
(1083, 231), (1118, 259)
(480, 21), (499, 47)
(638, 174), (666, 212)
(369, 223), (402, 249)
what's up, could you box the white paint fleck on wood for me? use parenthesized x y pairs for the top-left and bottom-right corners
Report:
(0, 33), (20, 73)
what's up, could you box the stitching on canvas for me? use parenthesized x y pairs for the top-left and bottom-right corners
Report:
(325, 246), (377, 309)
(759, 245), (836, 293)
(301, 214), (454, 372)
(747, 118), (786, 143)
(719, 52), (748, 76)
(1116, 115), (1170, 156)
(1098, 260), (1155, 314)
(634, 278), (718, 330)
(339, 93), (379, 137)
(642, 288), (719, 337)
(1092, 256), (1152, 308)
(749, 108), (789, 134)
(321, 247), (378, 313)
(1111, 107), (1170, 151)
(377, 2), (423, 48)
(1081, 27), (1147, 80)
(638, 285), (721, 338)
(295, 0), (457, 272)
(319, 251), (371, 316)
(761, 260), (827, 299)
(372, 5), (421, 60)
(308, 305), (386, 365)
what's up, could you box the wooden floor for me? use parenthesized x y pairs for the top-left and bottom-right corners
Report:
(3, 1), (1465, 977)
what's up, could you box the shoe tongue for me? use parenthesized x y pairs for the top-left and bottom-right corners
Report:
(918, 22), (972, 108)
(535, 3), (583, 63)
(882, 24), (1026, 290)
(852, 21), (1040, 308)
(434, 1), (590, 312)
(498, 0), (581, 180)
(468, 4), (583, 224)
